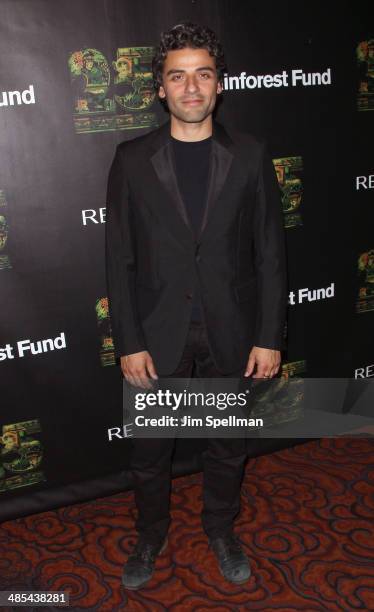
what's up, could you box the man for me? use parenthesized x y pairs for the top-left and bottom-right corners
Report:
(105, 22), (287, 590)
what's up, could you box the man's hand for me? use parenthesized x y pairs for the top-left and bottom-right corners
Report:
(244, 346), (281, 379)
(120, 350), (158, 389)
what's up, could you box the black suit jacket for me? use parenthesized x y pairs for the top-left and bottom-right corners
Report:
(105, 119), (287, 375)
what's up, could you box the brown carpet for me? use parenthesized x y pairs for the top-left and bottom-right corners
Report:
(1, 438), (373, 611)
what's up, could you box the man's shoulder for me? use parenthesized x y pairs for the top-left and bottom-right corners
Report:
(223, 123), (265, 152)
(116, 123), (165, 156)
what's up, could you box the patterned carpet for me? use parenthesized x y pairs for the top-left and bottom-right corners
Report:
(0, 438), (373, 611)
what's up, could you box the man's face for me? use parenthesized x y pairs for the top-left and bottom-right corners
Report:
(158, 47), (222, 123)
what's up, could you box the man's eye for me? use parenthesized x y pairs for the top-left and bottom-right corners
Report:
(172, 74), (182, 80)
(200, 73), (210, 78)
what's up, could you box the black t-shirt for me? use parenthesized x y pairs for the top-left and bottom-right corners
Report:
(171, 135), (212, 322)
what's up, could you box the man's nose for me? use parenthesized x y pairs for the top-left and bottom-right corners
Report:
(184, 75), (199, 93)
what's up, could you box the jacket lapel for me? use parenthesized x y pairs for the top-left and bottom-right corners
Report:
(149, 119), (234, 246)
(150, 138), (192, 233)
(198, 127), (233, 242)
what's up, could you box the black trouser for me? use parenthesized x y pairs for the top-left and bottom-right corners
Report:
(128, 320), (248, 542)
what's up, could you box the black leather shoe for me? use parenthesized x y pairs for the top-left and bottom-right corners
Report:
(122, 534), (168, 590)
(209, 533), (251, 584)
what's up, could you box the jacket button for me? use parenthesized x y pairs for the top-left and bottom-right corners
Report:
(186, 292), (193, 300)
(195, 254), (201, 263)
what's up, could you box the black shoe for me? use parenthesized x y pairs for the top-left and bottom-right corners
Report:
(122, 534), (168, 590)
(209, 533), (251, 584)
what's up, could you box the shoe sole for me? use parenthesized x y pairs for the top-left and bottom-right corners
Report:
(122, 535), (168, 591)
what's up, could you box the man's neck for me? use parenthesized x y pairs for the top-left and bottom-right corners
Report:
(170, 115), (213, 142)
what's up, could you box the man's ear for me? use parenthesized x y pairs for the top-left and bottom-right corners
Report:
(217, 81), (223, 94)
(158, 85), (166, 99)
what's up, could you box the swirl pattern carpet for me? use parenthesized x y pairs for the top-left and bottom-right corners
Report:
(0, 438), (373, 611)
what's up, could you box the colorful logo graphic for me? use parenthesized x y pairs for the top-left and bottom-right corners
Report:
(0, 190), (11, 270)
(96, 297), (115, 366)
(249, 360), (306, 428)
(0, 419), (45, 493)
(69, 47), (158, 133)
(357, 248), (374, 313)
(357, 39), (374, 111)
(273, 157), (303, 228)
(281, 359), (307, 378)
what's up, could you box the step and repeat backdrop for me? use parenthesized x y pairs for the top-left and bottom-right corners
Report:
(0, 0), (373, 520)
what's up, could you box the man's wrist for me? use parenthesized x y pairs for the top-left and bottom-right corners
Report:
(253, 344), (281, 352)
(114, 343), (147, 360)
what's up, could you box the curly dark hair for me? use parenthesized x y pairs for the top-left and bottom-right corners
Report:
(152, 22), (227, 93)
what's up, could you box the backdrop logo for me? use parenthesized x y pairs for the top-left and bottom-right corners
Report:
(248, 359), (306, 429)
(96, 297), (115, 366)
(0, 84), (35, 107)
(68, 47), (158, 134)
(357, 249), (374, 313)
(282, 359), (307, 378)
(356, 174), (374, 190)
(0, 419), (45, 493)
(0, 190), (11, 270)
(357, 39), (374, 111)
(223, 69), (331, 90)
(82, 207), (106, 225)
(354, 363), (374, 378)
(273, 157), (303, 228)
(288, 283), (335, 305)
(0, 332), (66, 360)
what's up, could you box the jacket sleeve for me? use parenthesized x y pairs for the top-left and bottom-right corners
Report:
(252, 141), (288, 350)
(105, 144), (147, 359)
